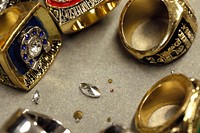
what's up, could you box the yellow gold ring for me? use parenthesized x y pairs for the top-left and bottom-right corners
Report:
(134, 73), (200, 133)
(45, 0), (121, 34)
(119, 0), (198, 64)
(0, 2), (61, 90)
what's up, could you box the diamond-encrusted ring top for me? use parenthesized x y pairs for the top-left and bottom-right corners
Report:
(45, 0), (121, 34)
(20, 26), (51, 69)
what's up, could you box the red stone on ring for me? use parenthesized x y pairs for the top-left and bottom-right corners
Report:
(46, 0), (82, 8)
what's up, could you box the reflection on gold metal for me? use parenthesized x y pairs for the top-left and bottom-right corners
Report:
(0, 2), (61, 90)
(45, 0), (121, 34)
(119, 0), (198, 64)
(134, 73), (200, 133)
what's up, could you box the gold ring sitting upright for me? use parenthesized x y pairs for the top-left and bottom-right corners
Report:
(119, 0), (198, 64)
(45, 0), (121, 34)
(134, 74), (200, 133)
(0, 2), (61, 90)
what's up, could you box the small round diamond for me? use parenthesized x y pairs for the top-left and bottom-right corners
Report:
(28, 38), (43, 58)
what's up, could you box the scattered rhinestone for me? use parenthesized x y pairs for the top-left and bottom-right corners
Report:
(73, 110), (84, 123)
(110, 89), (114, 92)
(108, 79), (113, 84)
(107, 117), (111, 122)
(79, 83), (101, 98)
(32, 90), (40, 104)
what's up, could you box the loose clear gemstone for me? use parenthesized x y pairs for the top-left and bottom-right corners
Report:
(0, 0), (9, 12)
(32, 90), (40, 104)
(79, 83), (101, 98)
(28, 38), (43, 58)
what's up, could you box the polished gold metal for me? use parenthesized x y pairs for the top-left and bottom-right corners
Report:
(1, 109), (71, 133)
(0, 2), (61, 90)
(119, 0), (198, 64)
(45, 0), (121, 34)
(134, 73), (200, 133)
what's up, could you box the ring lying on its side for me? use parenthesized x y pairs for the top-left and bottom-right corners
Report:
(45, 0), (121, 34)
(1, 109), (71, 133)
(134, 73), (200, 133)
(119, 0), (198, 64)
(0, 2), (62, 90)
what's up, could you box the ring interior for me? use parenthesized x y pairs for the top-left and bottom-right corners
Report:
(139, 74), (191, 127)
(0, 8), (20, 39)
(123, 0), (169, 51)
(65, 1), (118, 33)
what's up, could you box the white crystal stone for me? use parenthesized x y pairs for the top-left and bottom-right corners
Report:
(32, 90), (40, 104)
(79, 83), (101, 98)
(28, 37), (43, 58)
(0, 0), (9, 12)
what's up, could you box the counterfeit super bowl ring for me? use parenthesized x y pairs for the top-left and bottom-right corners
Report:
(134, 74), (200, 133)
(45, 0), (121, 34)
(0, 2), (61, 90)
(119, 0), (198, 64)
(1, 109), (71, 133)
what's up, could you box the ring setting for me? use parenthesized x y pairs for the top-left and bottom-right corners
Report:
(119, 0), (198, 64)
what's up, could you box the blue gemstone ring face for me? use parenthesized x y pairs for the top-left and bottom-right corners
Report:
(19, 26), (51, 69)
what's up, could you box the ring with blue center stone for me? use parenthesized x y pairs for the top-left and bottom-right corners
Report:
(0, 2), (61, 90)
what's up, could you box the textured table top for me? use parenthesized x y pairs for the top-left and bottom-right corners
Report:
(0, 0), (199, 133)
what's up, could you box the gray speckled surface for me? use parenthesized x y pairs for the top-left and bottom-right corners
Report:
(0, 0), (200, 133)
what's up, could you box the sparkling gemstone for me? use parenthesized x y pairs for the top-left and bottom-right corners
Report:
(0, 0), (9, 12)
(32, 90), (40, 104)
(29, 59), (33, 65)
(28, 38), (43, 58)
(23, 54), (28, 60)
(79, 83), (101, 98)
(32, 30), (37, 35)
(39, 31), (44, 37)
(25, 34), (30, 40)
(46, 0), (81, 8)
(22, 44), (26, 50)
(43, 39), (47, 45)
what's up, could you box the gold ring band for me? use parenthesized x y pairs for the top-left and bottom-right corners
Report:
(0, 2), (61, 90)
(119, 0), (198, 64)
(45, 0), (121, 34)
(134, 73), (200, 132)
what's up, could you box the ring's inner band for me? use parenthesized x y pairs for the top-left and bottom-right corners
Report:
(62, 1), (118, 33)
(0, 8), (20, 38)
(139, 75), (191, 127)
(123, 0), (169, 51)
